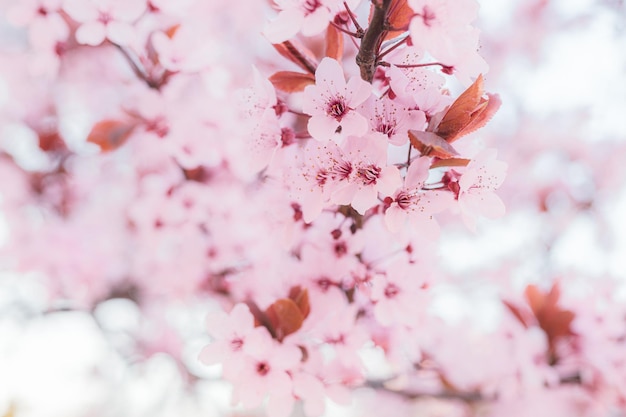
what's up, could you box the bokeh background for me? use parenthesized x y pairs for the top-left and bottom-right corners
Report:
(1, 0), (626, 416)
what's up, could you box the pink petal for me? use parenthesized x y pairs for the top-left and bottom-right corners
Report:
(377, 166), (402, 197)
(267, 393), (295, 417)
(350, 186), (378, 214)
(229, 303), (254, 330)
(106, 21), (136, 45)
(300, 6), (331, 36)
(405, 157), (429, 189)
(198, 342), (227, 365)
(331, 182), (358, 206)
(385, 205), (407, 233)
(346, 76), (372, 107)
(301, 190), (325, 223)
(308, 115), (339, 142)
(315, 57), (345, 88)
(110, 0), (146, 21)
(474, 191), (506, 218)
(339, 111), (368, 138)
(75, 21), (106, 45)
(423, 190), (454, 214)
(63, 0), (98, 21)
(263, 8), (304, 44)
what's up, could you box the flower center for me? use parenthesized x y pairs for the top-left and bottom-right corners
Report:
(316, 169), (330, 186)
(303, 0), (322, 14)
(357, 164), (381, 185)
(377, 122), (396, 138)
(331, 160), (353, 181)
(395, 190), (413, 210)
(230, 338), (243, 351)
(316, 276), (333, 292)
(384, 283), (400, 298)
(419, 6), (436, 27)
(327, 98), (347, 121)
(98, 12), (113, 24)
(256, 361), (270, 376)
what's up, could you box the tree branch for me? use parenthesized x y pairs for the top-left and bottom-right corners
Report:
(366, 379), (487, 402)
(355, 0), (392, 82)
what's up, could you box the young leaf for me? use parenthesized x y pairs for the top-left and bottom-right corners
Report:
(325, 25), (344, 61)
(87, 119), (137, 152)
(384, 0), (414, 41)
(265, 298), (305, 342)
(431, 75), (501, 143)
(408, 130), (459, 158)
(524, 283), (575, 356)
(288, 286), (310, 319)
(269, 71), (316, 92)
(429, 157), (471, 169)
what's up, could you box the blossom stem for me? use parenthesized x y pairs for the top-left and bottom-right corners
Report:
(366, 379), (486, 402)
(376, 34), (410, 61)
(330, 21), (361, 38)
(391, 62), (454, 73)
(343, 1), (365, 36)
(114, 44), (160, 90)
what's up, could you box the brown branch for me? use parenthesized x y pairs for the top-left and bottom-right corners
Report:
(355, 0), (392, 82)
(366, 379), (487, 403)
(114, 44), (161, 90)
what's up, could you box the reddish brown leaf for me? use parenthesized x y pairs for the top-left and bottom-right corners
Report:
(272, 40), (318, 75)
(87, 119), (137, 152)
(265, 299), (305, 342)
(502, 300), (533, 329)
(424, 75), (501, 145)
(38, 130), (67, 152)
(325, 25), (344, 61)
(408, 130), (459, 158)
(165, 24), (180, 38)
(429, 157), (471, 169)
(288, 286), (310, 319)
(436, 75), (485, 141)
(452, 93), (501, 141)
(384, 0), (414, 41)
(524, 282), (575, 353)
(269, 71), (316, 93)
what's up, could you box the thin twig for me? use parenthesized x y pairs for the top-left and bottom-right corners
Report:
(330, 21), (362, 38)
(114, 44), (160, 90)
(366, 379), (487, 403)
(376, 34), (410, 61)
(343, 1), (364, 34)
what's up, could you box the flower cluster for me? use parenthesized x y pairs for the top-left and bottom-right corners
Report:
(3, 0), (625, 417)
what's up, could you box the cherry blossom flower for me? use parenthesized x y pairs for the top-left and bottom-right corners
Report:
(458, 148), (507, 231)
(63, 0), (146, 46)
(384, 157), (453, 236)
(231, 329), (302, 417)
(264, 0), (345, 43)
(284, 139), (345, 222)
(238, 68), (282, 172)
(198, 303), (269, 378)
(359, 95), (426, 146)
(303, 58), (371, 143)
(406, 0), (489, 84)
(385, 59), (451, 118)
(331, 134), (402, 214)
(8, 0), (69, 49)
(369, 258), (430, 326)
(151, 23), (219, 72)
